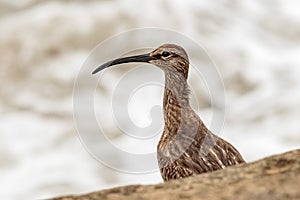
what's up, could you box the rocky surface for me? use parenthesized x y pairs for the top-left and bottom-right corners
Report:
(51, 149), (300, 200)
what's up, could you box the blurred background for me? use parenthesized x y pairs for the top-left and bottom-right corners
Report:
(0, 0), (300, 199)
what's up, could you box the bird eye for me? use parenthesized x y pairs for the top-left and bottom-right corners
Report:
(161, 51), (171, 57)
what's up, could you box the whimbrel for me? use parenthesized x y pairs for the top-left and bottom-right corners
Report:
(92, 44), (245, 181)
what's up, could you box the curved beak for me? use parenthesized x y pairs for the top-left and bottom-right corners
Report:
(92, 53), (152, 75)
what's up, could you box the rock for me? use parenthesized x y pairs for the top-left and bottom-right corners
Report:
(51, 149), (300, 200)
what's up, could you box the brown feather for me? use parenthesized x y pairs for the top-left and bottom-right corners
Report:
(150, 44), (245, 181)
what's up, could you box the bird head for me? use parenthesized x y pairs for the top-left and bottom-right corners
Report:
(92, 44), (189, 78)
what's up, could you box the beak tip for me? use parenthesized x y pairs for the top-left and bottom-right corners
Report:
(92, 67), (102, 75)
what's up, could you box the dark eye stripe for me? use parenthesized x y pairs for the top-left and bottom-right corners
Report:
(153, 54), (161, 59)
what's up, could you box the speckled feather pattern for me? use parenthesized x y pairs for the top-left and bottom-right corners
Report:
(151, 44), (245, 181)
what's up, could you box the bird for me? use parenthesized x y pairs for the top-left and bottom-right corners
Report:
(92, 44), (246, 181)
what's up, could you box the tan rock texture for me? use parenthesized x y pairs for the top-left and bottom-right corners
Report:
(51, 149), (300, 200)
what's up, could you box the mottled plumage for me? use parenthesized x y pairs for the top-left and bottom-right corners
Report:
(92, 44), (246, 182)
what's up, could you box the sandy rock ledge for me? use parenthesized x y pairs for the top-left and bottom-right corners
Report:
(51, 149), (300, 200)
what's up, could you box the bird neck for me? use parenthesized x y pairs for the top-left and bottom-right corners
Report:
(163, 71), (191, 125)
(159, 71), (204, 151)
